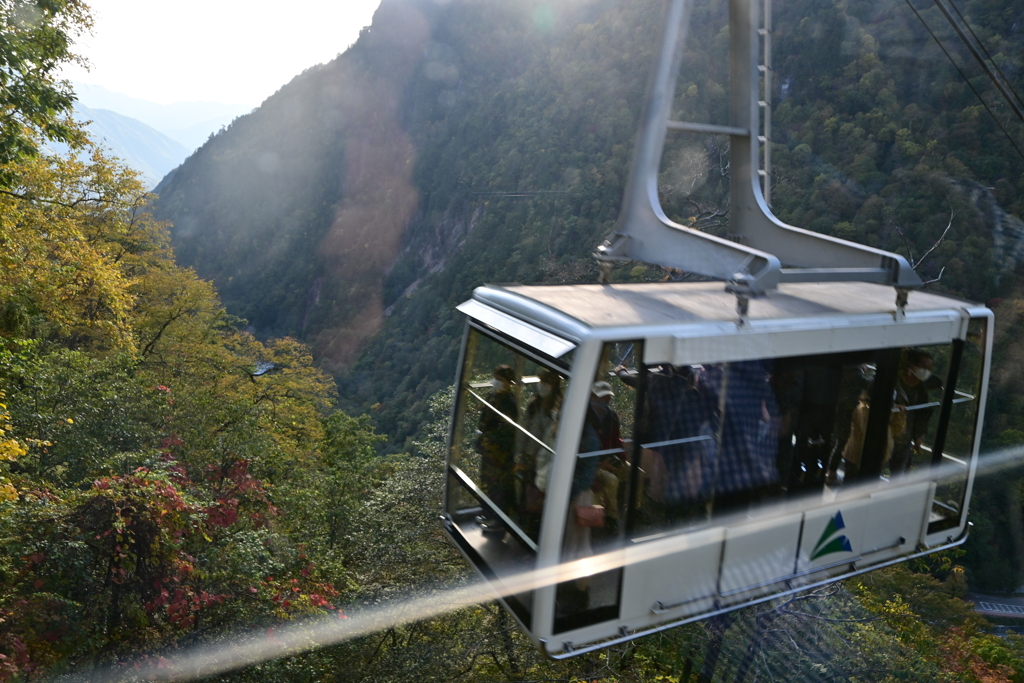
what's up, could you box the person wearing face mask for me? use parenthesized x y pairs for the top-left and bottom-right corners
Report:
(892, 349), (943, 475)
(477, 364), (519, 533)
(518, 370), (562, 539)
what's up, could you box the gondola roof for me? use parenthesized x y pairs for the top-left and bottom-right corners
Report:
(462, 282), (982, 366)
(477, 282), (972, 330)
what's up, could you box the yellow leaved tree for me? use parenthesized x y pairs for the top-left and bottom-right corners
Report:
(0, 392), (24, 500)
(0, 143), (169, 352)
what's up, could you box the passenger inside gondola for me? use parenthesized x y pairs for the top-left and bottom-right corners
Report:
(620, 363), (714, 530)
(776, 356), (885, 488)
(835, 388), (895, 481)
(628, 360), (782, 528)
(519, 369), (562, 539)
(777, 360), (841, 493)
(557, 383), (617, 615)
(893, 348), (943, 475)
(591, 382), (626, 531)
(477, 364), (519, 534)
(701, 361), (780, 516)
(824, 363), (876, 484)
(565, 383), (624, 548)
(556, 347), (635, 627)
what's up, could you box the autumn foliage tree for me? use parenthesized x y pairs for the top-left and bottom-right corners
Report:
(0, 135), (381, 678)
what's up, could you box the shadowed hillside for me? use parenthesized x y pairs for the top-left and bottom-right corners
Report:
(155, 0), (1024, 473)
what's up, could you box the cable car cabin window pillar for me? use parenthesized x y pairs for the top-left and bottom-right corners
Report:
(929, 339), (964, 470)
(552, 341), (639, 635)
(926, 337), (965, 533)
(625, 357), (649, 538)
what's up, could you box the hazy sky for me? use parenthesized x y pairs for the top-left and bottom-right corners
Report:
(61, 0), (384, 106)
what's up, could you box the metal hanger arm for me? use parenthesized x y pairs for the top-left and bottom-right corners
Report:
(599, 0), (923, 293)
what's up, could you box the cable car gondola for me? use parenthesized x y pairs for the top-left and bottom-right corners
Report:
(442, 0), (992, 659)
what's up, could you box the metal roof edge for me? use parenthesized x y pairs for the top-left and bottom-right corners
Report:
(470, 285), (593, 342)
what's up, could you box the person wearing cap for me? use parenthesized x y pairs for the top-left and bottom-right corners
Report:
(592, 380), (614, 399)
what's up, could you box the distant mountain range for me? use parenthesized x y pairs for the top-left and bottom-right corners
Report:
(70, 104), (189, 188)
(74, 83), (253, 151)
(63, 83), (254, 188)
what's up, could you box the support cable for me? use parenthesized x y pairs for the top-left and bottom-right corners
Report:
(930, 0), (1024, 126)
(946, 0), (1024, 113)
(901, 0), (1024, 164)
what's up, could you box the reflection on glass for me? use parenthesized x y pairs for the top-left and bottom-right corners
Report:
(703, 361), (780, 515)
(617, 342), (983, 541)
(833, 382), (886, 482)
(633, 363), (719, 535)
(929, 319), (987, 532)
(447, 326), (572, 628)
(448, 326), (567, 544)
(520, 368), (563, 540)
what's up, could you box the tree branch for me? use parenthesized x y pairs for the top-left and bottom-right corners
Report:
(779, 609), (879, 623)
(140, 308), (187, 358)
(893, 222), (916, 266)
(921, 265), (946, 286)
(914, 208), (956, 268)
(0, 187), (124, 209)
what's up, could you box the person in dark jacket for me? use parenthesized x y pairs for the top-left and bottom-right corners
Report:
(478, 364), (519, 524)
(891, 349), (943, 474)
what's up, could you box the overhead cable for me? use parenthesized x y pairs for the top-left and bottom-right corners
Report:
(902, 0), (1024, 165)
(930, 0), (1024, 127)
(946, 0), (1024, 113)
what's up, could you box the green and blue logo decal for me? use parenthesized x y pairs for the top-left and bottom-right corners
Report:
(811, 511), (853, 560)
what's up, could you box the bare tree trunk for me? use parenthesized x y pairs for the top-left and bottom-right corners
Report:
(682, 653), (695, 683)
(734, 608), (781, 683)
(698, 612), (738, 683)
(496, 607), (522, 679)
(681, 638), (695, 682)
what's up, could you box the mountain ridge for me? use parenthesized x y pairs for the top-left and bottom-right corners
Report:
(73, 82), (253, 151)
(72, 104), (189, 188)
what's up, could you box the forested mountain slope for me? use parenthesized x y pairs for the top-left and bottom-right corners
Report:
(155, 0), (1024, 548)
(153, 0), (651, 439)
